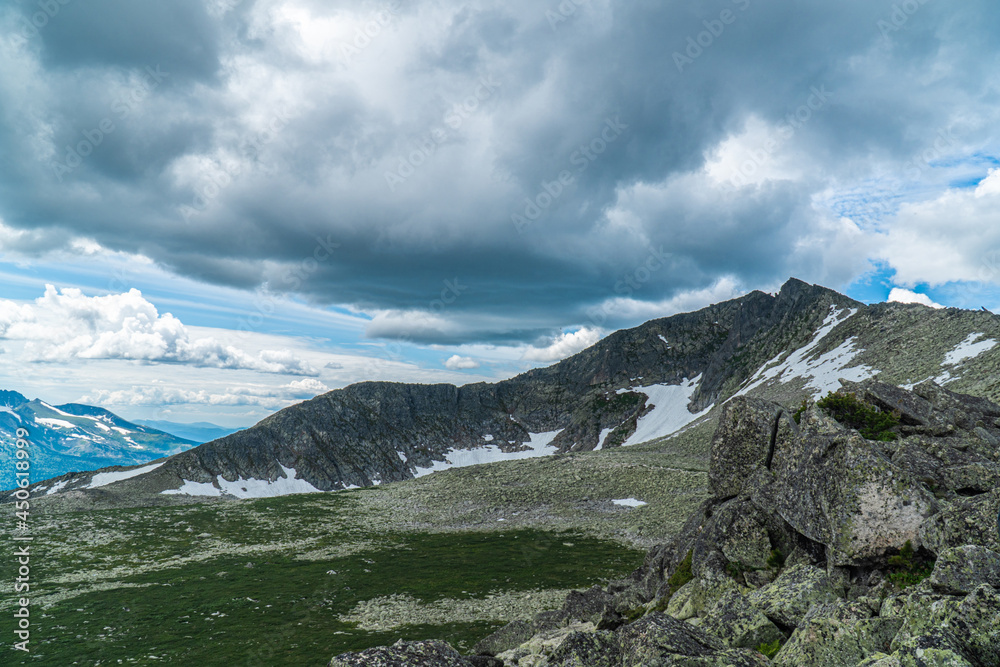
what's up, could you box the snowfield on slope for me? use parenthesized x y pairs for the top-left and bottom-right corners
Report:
(617, 375), (712, 446)
(413, 430), (563, 478)
(162, 464), (323, 498)
(88, 462), (166, 489)
(736, 306), (875, 399)
(943, 333), (998, 366)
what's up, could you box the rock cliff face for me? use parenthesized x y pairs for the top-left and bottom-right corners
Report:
(333, 380), (1000, 666)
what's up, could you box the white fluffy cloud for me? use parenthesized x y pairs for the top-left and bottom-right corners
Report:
(521, 327), (604, 362)
(879, 173), (1000, 287)
(83, 378), (330, 409)
(0, 286), (317, 375)
(444, 355), (480, 370)
(888, 288), (944, 309)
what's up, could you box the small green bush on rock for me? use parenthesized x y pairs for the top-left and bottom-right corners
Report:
(886, 540), (935, 589)
(667, 550), (694, 597)
(816, 392), (900, 441)
(756, 638), (782, 659)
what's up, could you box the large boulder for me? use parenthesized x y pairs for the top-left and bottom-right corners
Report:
(920, 490), (1000, 554)
(618, 613), (771, 666)
(746, 564), (839, 628)
(771, 600), (899, 666)
(770, 415), (937, 566)
(700, 589), (785, 650)
(927, 545), (1000, 595)
(709, 397), (786, 498)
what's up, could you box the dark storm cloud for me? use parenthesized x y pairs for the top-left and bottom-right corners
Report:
(2, 0), (998, 344)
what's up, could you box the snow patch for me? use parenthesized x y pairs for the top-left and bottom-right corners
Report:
(617, 376), (712, 446)
(36, 418), (77, 429)
(111, 427), (132, 435)
(0, 406), (22, 422)
(88, 462), (165, 489)
(162, 465), (322, 499)
(597, 427), (615, 450)
(944, 333), (997, 366)
(46, 481), (68, 495)
(612, 498), (647, 508)
(657, 335), (670, 347)
(40, 402), (75, 417)
(414, 430), (563, 478)
(736, 307), (873, 399)
(163, 480), (221, 497)
(396, 451), (407, 462)
(483, 434), (494, 442)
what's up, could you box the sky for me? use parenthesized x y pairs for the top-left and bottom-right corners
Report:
(1, 0), (999, 427)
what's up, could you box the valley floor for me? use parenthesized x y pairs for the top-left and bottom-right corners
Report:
(0, 421), (714, 666)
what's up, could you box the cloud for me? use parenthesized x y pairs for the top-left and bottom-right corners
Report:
(83, 378), (330, 409)
(2, 0), (1000, 348)
(0, 286), (317, 375)
(888, 288), (944, 309)
(444, 355), (480, 370)
(878, 171), (1000, 287)
(521, 327), (604, 362)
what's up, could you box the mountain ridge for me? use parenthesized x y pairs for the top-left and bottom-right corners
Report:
(14, 278), (1000, 504)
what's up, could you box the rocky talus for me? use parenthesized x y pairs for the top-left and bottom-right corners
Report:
(329, 380), (1000, 666)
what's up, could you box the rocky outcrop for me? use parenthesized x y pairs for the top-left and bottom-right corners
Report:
(358, 380), (1000, 666)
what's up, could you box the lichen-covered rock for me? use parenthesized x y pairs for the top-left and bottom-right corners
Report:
(771, 600), (899, 667)
(329, 639), (473, 666)
(709, 397), (785, 498)
(665, 576), (741, 622)
(700, 589), (784, 650)
(474, 620), (535, 657)
(746, 564), (839, 628)
(888, 630), (978, 667)
(885, 583), (963, 648)
(543, 630), (621, 666)
(718, 508), (774, 570)
(928, 545), (1000, 595)
(919, 490), (1000, 554)
(951, 584), (1000, 667)
(618, 613), (770, 666)
(770, 424), (937, 566)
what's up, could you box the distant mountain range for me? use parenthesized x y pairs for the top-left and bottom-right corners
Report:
(135, 420), (242, 444)
(16, 278), (1000, 504)
(0, 394), (197, 490)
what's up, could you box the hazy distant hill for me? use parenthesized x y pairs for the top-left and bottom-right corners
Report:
(135, 420), (242, 444)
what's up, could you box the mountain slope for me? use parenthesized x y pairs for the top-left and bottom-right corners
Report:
(20, 278), (1000, 502)
(0, 395), (196, 489)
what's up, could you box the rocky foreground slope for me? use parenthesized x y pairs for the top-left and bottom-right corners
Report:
(330, 380), (1000, 666)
